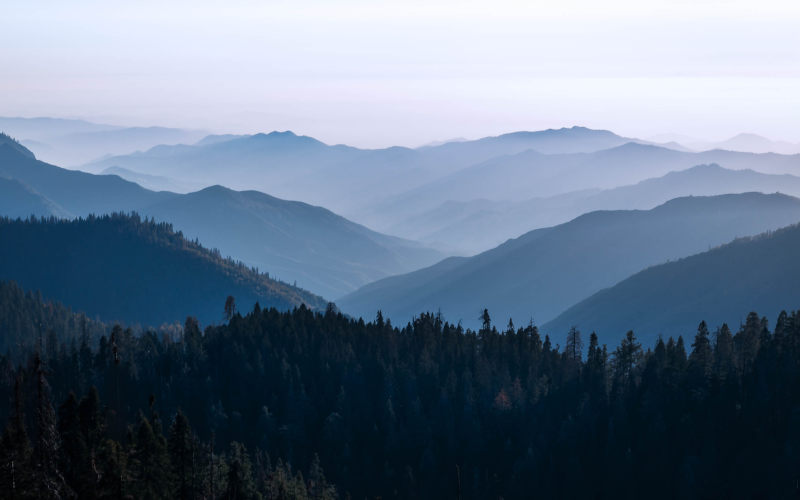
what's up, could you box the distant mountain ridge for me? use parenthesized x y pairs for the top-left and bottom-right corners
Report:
(0, 116), (207, 165)
(82, 127), (646, 215)
(362, 141), (800, 237)
(543, 222), (800, 345)
(339, 193), (800, 329)
(388, 164), (800, 254)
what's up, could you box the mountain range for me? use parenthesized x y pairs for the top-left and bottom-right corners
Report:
(0, 135), (442, 298)
(388, 164), (800, 254)
(81, 127), (649, 216)
(370, 143), (800, 226)
(650, 132), (800, 155)
(338, 193), (800, 330)
(0, 116), (207, 166)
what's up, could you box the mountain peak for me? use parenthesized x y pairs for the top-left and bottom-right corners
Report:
(246, 130), (327, 148)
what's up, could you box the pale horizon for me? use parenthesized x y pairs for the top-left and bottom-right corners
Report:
(3, 0), (800, 148)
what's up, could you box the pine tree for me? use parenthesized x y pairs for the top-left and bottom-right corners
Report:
(223, 442), (258, 500)
(0, 374), (33, 497)
(168, 410), (195, 500)
(31, 350), (68, 498)
(584, 332), (607, 400)
(57, 393), (84, 492)
(613, 331), (641, 389)
(565, 327), (583, 362)
(130, 413), (171, 500)
(76, 387), (103, 495)
(714, 323), (734, 379)
(688, 321), (713, 393)
(307, 453), (337, 500)
(95, 438), (127, 499)
(481, 309), (491, 333)
(225, 296), (237, 322)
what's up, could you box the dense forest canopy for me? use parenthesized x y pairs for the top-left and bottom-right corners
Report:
(2, 282), (800, 498)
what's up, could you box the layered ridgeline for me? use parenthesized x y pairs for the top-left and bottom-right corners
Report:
(82, 127), (645, 215)
(0, 134), (442, 298)
(0, 214), (326, 326)
(390, 164), (800, 254)
(364, 141), (800, 235)
(0, 133), (172, 216)
(339, 193), (800, 330)
(544, 222), (800, 344)
(78, 127), (800, 252)
(0, 116), (207, 165)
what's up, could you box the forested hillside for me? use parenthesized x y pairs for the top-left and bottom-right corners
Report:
(3, 287), (800, 498)
(0, 280), (108, 360)
(0, 214), (325, 326)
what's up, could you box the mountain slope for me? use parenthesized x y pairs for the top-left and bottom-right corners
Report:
(139, 185), (443, 298)
(390, 164), (800, 254)
(0, 135), (177, 214)
(0, 178), (71, 218)
(543, 223), (800, 345)
(338, 193), (800, 329)
(0, 214), (326, 326)
(0, 279), (108, 360)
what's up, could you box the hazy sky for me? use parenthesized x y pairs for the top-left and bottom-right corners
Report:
(2, 0), (799, 147)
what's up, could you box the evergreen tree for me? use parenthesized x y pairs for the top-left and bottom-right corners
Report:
(130, 414), (171, 499)
(223, 442), (258, 500)
(713, 323), (735, 378)
(168, 410), (195, 500)
(57, 393), (84, 492)
(31, 351), (68, 498)
(613, 330), (641, 389)
(307, 453), (337, 500)
(565, 327), (583, 362)
(0, 374), (32, 497)
(688, 321), (713, 393)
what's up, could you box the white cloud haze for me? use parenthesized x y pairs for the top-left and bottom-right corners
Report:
(2, 0), (799, 147)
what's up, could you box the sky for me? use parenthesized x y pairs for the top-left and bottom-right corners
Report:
(1, 0), (799, 148)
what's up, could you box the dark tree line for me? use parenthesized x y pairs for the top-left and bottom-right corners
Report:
(3, 295), (800, 498)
